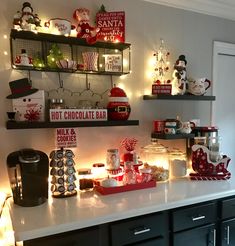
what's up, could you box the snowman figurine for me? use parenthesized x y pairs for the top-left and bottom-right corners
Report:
(21, 2), (36, 31)
(172, 55), (188, 95)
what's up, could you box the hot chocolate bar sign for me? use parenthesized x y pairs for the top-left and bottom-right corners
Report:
(96, 11), (125, 43)
(50, 109), (107, 122)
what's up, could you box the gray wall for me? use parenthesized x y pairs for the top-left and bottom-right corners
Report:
(1, 0), (235, 191)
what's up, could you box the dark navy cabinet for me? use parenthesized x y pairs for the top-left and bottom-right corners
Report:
(22, 195), (235, 246)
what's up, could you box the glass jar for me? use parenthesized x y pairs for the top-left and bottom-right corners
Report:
(106, 149), (120, 170)
(208, 136), (222, 162)
(140, 138), (169, 181)
(49, 98), (65, 109)
(92, 163), (107, 179)
(169, 149), (187, 179)
(77, 168), (94, 191)
(122, 162), (137, 185)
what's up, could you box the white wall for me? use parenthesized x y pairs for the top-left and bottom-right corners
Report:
(1, 0), (235, 191)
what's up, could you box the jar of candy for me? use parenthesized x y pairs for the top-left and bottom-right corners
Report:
(169, 149), (187, 179)
(140, 138), (169, 181)
(77, 168), (94, 191)
(122, 162), (137, 185)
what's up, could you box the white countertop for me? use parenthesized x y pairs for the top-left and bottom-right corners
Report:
(8, 177), (235, 242)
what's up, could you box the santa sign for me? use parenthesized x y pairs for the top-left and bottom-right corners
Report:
(96, 11), (125, 43)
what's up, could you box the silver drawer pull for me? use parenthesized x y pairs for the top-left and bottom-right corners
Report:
(225, 225), (230, 245)
(133, 228), (151, 235)
(191, 215), (206, 221)
(213, 229), (216, 246)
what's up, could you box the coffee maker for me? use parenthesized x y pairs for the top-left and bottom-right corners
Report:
(7, 148), (49, 207)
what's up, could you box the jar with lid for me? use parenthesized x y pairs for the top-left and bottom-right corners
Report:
(169, 149), (187, 179)
(122, 161), (137, 185)
(92, 163), (107, 179)
(106, 149), (120, 170)
(49, 98), (65, 109)
(77, 168), (94, 191)
(140, 138), (169, 181)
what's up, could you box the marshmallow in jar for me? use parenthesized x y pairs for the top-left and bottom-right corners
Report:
(169, 149), (187, 178)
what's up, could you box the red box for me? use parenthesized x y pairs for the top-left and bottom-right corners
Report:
(94, 179), (156, 195)
(152, 84), (172, 95)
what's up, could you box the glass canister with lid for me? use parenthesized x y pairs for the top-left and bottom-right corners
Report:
(49, 98), (65, 109)
(140, 138), (169, 181)
(77, 168), (94, 191)
(169, 148), (187, 179)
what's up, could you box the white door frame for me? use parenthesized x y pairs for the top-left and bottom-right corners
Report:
(212, 41), (235, 125)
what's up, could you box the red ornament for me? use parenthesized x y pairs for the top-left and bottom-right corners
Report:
(107, 87), (131, 121)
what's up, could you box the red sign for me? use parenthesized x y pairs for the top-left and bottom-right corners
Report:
(96, 11), (125, 43)
(56, 128), (77, 148)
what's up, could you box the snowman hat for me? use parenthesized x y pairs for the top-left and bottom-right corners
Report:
(108, 87), (129, 102)
(176, 54), (187, 65)
(6, 78), (38, 99)
(22, 2), (33, 12)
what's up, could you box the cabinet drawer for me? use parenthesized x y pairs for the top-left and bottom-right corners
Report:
(24, 226), (100, 246)
(132, 237), (166, 246)
(221, 197), (235, 219)
(173, 224), (216, 246)
(172, 202), (216, 232)
(111, 212), (167, 246)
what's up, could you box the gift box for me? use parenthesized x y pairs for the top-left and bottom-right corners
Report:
(152, 84), (172, 95)
(12, 90), (45, 121)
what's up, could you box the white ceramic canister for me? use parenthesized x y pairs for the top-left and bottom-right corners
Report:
(106, 149), (120, 170)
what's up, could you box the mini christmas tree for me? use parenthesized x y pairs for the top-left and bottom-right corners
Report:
(47, 44), (63, 68)
(33, 52), (45, 70)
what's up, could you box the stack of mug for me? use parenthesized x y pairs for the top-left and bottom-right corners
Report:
(153, 118), (200, 135)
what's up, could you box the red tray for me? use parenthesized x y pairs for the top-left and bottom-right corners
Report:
(94, 180), (157, 195)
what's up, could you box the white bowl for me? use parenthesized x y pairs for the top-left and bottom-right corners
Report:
(56, 59), (77, 70)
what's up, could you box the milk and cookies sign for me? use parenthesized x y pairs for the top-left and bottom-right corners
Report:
(96, 11), (125, 43)
(56, 128), (77, 148)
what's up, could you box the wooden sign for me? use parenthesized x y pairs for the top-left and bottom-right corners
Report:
(56, 128), (77, 148)
(96, 11), (125, 43)
(104, 54), (122, 72)
(50, 109), (107, 122)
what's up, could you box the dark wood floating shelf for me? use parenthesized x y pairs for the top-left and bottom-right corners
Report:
(12, 65), (130, 76)
(10, 29), (131, 51)
(143, 94), (216, 101)
(151, 132), (195, 139)
(6, 120), (139, 129)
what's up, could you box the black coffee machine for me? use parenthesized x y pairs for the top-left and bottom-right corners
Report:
(7, 148), (49, 207)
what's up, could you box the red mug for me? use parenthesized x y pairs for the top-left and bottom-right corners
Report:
(153, 120), (165, 133)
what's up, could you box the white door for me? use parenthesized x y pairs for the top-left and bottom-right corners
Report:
(213, 41), (235, 171)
